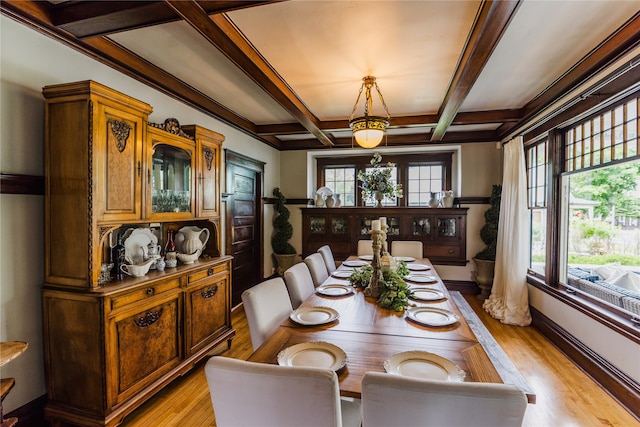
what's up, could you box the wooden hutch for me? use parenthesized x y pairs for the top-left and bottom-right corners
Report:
(42, 81), (234, 427)
(302, 207), (468, 266)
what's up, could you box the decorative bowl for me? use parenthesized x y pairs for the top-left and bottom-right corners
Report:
(177, 249), (202, 264)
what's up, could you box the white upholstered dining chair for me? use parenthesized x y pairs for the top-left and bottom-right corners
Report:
(241, 277), (293, 351)
(205, 356), (362, 427)
(304, 253), (329, 287)
(361, 372), (527, 427)
(391, 240), (423, 259)
(283, 262), (316, 309)
(357, 240), (374, 256)
(317, 245), (337, 274)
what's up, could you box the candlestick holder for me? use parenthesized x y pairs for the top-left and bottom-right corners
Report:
(364, 229), (385, 299)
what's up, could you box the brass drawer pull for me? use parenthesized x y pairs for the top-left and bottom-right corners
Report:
(201, 285), (218, 299)
(146, 288), (155, 296)
(208, 268), (214, 276)
(134, 308), (163, 327)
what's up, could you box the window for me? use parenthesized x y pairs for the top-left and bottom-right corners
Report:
(317, 153), (452, 207)
(526, 138), (548, 276)
(324, 167), (356, 206)
(557, 95), (640, 316)
(407, 165), (444, 206)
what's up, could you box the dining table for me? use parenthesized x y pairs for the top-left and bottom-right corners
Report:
(248, 256), (535, 403)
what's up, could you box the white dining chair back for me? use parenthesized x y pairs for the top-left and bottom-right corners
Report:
(317, 245), (337, 274)
(391, 240), (423, 259)
(205, 356), (362, 427)
(241, 277), (293, 351)
(304, 253), (329, 287)
(357, 240), (374, 256)
(361, 372), (527, 427)
(283, 262), (316, 308)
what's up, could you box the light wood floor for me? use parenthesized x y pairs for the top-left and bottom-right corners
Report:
(121, 295), (637, 426)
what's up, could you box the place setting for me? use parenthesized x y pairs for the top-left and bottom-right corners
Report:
(331, 270), (354, 279)
(289, 306), (340, 326)
(404, 273), (439, 284)
(277, 341), (348, 372)
(406, 263), (431, 272)
(409, 288), (446, 302)
(342, 259), (370, 268)
(316, 283), (355, 297)
(383, 350), (465, 382)
(405, 306), (459, 327)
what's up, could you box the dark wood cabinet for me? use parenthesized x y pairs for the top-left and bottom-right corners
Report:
(302, 207), (468, 265)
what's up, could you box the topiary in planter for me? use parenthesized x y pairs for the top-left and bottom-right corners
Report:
(272, 188), (296, 255)
(474, 184), (502, 261)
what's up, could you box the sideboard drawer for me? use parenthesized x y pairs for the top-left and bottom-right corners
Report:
(424, 245), (461, 259)
(186, 262), (229, 284)
(110, 278), (181, 311)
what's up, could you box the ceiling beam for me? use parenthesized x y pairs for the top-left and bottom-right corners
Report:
(165, 0), (335, 147)
(431, 0), (521, 141)
(50, 1), (281, 38)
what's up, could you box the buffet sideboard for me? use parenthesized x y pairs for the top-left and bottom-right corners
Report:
(42, 81), (234, 427)
(302, 207), (468, 266)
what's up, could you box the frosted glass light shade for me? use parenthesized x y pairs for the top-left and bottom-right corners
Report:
(350, 116), (388, 148)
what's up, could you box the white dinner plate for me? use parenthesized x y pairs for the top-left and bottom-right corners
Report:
(406, 307), (459, 327)
(409, 288), (446, 301)
(331, 270), (353, 279)
(124, 228), (157, 264)
(384, 351), (465, 382)
(278, 341), (347, 372)
(395, 256), (415, 262)
(343, 260), (369, 267)
(316, 283), (354, 297)
(290, 306), (340, 326)
(407, 263), (430, 271)
(358, 254), (374, 261)
(405, 274), (438, 284)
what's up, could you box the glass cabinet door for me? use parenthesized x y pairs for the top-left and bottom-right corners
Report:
(151, 144), (193, 214)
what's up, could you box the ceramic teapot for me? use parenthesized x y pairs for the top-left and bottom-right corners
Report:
(175, 226), (210, 255)
(120, 258), (155, 277)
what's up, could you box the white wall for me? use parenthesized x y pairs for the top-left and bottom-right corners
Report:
(0, 15), (280, 412)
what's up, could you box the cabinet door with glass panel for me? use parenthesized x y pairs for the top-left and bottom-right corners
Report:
(147, 126), (196, 220)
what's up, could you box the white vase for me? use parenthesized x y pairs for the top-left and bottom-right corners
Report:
(325, 194), (335, 208)
(335, 193), (341, 207)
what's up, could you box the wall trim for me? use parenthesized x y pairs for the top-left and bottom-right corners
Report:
(0, 173), (44, 195)
(530, 305), (640, 421)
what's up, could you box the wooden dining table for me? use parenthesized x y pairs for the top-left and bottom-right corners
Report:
(248, 257), (535, 403)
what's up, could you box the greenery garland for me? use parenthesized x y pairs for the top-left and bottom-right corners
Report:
(348, 261), (413, 312)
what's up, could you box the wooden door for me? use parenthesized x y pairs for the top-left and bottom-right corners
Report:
(225, 151), (264, 307)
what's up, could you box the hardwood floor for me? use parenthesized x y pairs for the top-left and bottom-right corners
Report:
(121, 295), (638, 427)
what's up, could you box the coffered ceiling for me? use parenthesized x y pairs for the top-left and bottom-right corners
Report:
(2, 1), (639, 150)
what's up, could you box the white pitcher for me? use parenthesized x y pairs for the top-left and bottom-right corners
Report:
(176, 226), (210, 255)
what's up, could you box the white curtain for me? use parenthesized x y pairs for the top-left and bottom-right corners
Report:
(483, 136), (532, 326)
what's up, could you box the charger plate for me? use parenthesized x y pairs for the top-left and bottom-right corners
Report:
(278, 341), (347, 372)
(384, 351), (465, 382)
(407, 263), (430, 271)
(290, 306), (339, 326)
(405, 274), (438, 284)
(395, 256), (415, 262)
(358, 254), (374, 261)
(343, 260), (369, 267)
(316, 283), (354, 297)
(409, 288), (446, 301)
(331, 270), (353, 279)
(406, 307), (459, 327)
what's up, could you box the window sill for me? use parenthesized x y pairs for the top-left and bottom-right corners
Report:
(527, 274), (640, 344)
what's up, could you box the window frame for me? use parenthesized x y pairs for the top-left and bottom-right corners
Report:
(317, 153), (453, 207)
(526, 90), (640, 339)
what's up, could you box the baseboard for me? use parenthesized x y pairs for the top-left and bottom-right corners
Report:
(443, 279), (479, 295)
(530, 306), (640, 421)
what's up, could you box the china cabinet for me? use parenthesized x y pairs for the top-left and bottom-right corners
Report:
(43, 81), (234, 427)
(302, 207), (468, 265)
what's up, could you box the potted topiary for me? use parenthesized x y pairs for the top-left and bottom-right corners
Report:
(272, 187), (297, 276)
(473, 184), (502, 299)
